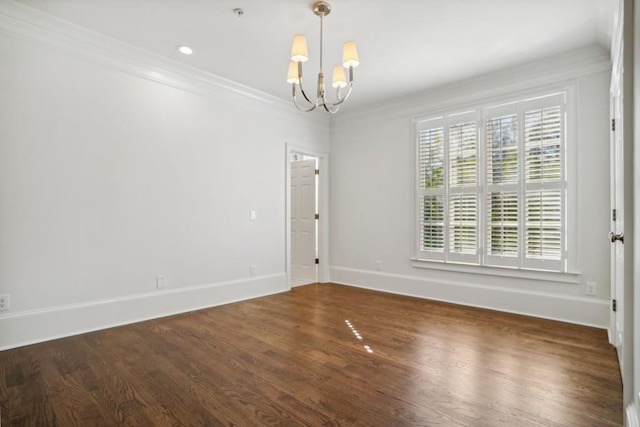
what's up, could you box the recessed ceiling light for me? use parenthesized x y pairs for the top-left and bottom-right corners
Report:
(176, 45), (193, 55)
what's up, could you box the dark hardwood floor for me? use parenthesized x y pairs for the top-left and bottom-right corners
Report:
(0, 283), (622, 426)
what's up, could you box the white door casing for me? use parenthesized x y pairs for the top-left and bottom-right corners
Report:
(634, 0), (640, 422)
(290, 158), (317, 286)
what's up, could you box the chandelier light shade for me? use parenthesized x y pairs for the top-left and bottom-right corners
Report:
(332, 66), (346, 89)
(291, 35), (309, 62)
(287, 1), (359, 113)
(287, 61), (300, 85)
(342, 41), (359, 68)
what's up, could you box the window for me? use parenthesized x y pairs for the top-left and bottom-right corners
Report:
(415, 93), (568, 273)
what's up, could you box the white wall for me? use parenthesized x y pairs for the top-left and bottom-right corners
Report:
(0, 3), (330, 349)
(0, 3), (615, 350)
(330, 45), (613, 329)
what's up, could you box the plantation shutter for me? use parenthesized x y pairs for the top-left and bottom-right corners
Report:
(486, 191), (519, 257)
(447, 112), (479, 263)
(483, 94), (565, 270)
(484, 105), (520, 267)
(415, 92), (567, 273)
(521, 95), (565, 271)
(417, 118), (445, 260)
(421, 195), (444, 253)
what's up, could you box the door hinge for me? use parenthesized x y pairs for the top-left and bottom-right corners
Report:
(612, 299), (617, 312)
(315, 169), (319, 175)
(315, 213), (319, 220)
(612, 209), (617, 221)
(315, 258), (319, 264)
(611, 118), (616, 131)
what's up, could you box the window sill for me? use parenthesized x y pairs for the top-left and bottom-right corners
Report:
(410, 258), (580, 284)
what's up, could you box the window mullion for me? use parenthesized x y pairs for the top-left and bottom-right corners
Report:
(478, 116), (486, 261)
(443, 117), (450, 261)
(517, 104), (526, 268)
(559, 101), (565, 263)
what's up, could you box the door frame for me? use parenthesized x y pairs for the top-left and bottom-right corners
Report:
(631, 0), (640, 423)
(612, 0), (638, 422)
(285, 143), (329, 290)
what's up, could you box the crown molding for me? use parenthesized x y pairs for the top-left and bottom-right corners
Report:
(0, 1), (330, 130)
(331, 44), (612, 128)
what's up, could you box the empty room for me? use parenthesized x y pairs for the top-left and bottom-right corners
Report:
(0, 0), (638, 426)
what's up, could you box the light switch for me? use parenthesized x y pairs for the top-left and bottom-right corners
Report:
(250, 209), (256, 221)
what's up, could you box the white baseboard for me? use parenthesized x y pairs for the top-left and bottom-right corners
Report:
(627, 401), (640, 427)
(291, 277), (316, 287)
(330, 267), (610, 329)
(0, 273), (287, 351)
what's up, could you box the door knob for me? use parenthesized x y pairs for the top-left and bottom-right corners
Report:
(609, 231), (624, 243)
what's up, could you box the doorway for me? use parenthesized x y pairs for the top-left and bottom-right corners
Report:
(285, 145), (329, 289)
(290, 153), (318, 286)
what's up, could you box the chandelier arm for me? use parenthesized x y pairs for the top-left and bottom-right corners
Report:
(297, 75), (316, 106)
(323, 81), (354, 108)
(322, 102), (339, 114)
(295, 62), (316, 105)
(319, 88), (338, 113)
(292, 85), (317, 112)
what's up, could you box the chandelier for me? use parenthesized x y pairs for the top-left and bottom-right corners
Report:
(286, 1), (359, 113)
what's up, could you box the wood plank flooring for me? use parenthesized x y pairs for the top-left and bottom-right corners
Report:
(0, 283), (622, 426)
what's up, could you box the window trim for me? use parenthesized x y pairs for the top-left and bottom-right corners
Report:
(410, 258), (580, 284)
(411, 84), (579, 279)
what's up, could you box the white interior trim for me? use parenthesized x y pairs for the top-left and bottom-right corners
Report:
(0, 274), (287, 351)
(411, 259), (580, 284)
(633, 0), (640, 420)
(330, 266), (610, 329)
(332, 46), (611, 128)
(411, 87), (577, 276)
(627, 402), (640, 427)
(0, 0), (329, 132)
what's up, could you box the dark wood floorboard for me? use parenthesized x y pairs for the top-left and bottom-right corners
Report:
(0, 283), (622, 426)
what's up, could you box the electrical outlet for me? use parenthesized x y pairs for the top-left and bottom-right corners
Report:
(250, 265), (256, 277)
(375, 260), (382, 270)
(156, 276), (166, 289)
(0, 294), (10, 311)
(586, 281), (597, 296)
(250, 209), (256, 221)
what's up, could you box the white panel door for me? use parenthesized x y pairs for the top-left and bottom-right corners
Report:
(291, 159), (317, 285)
(609, 27), (632, 379)
(611, 90), (625, 369)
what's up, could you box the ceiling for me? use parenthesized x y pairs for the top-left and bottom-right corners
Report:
(14, 0), (616, 111)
